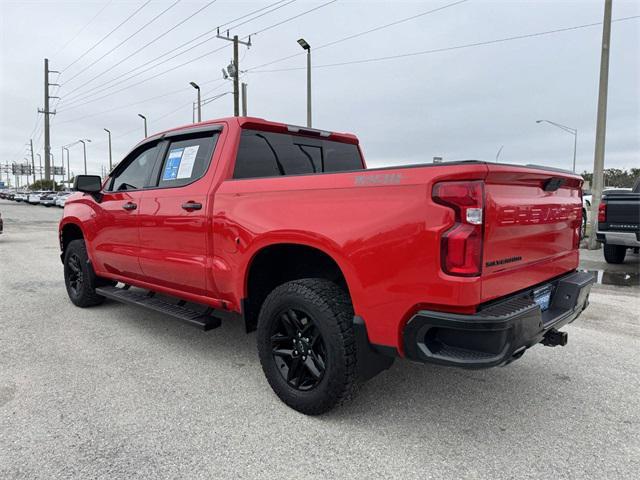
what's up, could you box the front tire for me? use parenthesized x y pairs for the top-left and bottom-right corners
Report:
(603, 244), (626, 264)
(257, 279), (357, 415)
(63, 239), (105, 307)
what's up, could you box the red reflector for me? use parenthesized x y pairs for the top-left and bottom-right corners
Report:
(442, 223), (483, 275)
(598, 201), (606, 222)
(433, 181), (484, 277)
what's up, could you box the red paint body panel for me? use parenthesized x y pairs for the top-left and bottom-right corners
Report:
(60, 117), (584, 353)
(481, 165), (582, 302)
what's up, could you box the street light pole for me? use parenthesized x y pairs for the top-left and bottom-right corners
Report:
(78, 139), (90, 175)
(241, 82), (248, 116)
(50, 153), (55, 187)
(36, 154), (42, 181)
(535, 119), (578, 172)
(63, 147), (70, 187)
(138, 114), (147, 138)
(61, 145), (65, 186)
(104, 128), (112, 171)
(190, 82), (201, 123)
(297, 38), (312, 127)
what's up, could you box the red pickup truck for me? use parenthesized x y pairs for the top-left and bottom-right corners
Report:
(60, 117), (594, 414)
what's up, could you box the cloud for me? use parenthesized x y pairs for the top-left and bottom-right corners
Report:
(1, 0), (638, 178)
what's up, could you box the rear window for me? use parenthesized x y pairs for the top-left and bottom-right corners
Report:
(233, 129), (363, 179)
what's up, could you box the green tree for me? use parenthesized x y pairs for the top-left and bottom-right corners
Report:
(29, 179), (62, 191)
(581, 168), (639, 189)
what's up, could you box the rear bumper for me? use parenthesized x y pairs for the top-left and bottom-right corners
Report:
(403, 271), (595, 368)
(596, 231), (640, 248)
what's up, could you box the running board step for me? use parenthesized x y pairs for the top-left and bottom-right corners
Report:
(95, 285), (221, 331)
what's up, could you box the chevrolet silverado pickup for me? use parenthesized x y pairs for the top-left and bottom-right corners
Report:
(596, 181), (640, 263)
(59, 117), (594, 414)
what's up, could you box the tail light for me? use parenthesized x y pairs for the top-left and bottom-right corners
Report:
(432, 181), (484, 277)
(598, 200), (606, 222)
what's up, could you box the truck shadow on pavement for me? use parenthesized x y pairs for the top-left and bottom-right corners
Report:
(96, 298), (585, 428)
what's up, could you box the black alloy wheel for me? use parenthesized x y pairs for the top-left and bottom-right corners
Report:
(271, 308), (327, 391)
(63, 239), (106, 307)
(66, 252), (84, 297)
(257, 278), (357, 415)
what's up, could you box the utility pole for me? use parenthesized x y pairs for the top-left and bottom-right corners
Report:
(38, 58), (59, 181)
(233, 37), (239, 116)
(30, 139), (36, 186)
(104, 128), (112, 171)
(588, 0), (612, 250)
(216, 29), (251, 117)
(241, 83), (248, 116)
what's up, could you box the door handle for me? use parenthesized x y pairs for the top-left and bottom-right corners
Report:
(122, 202), (137, 211)
(182, 201), (202, 211)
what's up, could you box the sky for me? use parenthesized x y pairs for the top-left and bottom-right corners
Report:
(0, 0), (638, 180)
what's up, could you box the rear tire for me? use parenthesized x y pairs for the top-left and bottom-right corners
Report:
(603, 243), (626, 264)
(257, 278), (357, 415)
(63, 239), (105, 307)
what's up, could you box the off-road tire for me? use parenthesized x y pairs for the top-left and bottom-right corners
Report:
(63, 239), (106, 307)
(257, 278), (357, 415)
(603, 243), (626, 264)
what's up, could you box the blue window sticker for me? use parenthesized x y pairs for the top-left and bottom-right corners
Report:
(162, 148), (184, 181)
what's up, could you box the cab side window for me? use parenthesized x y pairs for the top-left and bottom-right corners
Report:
(233, 129), (364, 179)
(108, 144), (159, 191)
(155, 132), (219, 188)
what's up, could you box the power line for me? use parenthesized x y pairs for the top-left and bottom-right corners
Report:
(61, 0), (219, 99)
(52, 0), (115, 59)
(59, 0), (294, 105)
(62, 0), (182, 85)
(221, 0), (297, 32)
(57, 79), (225, 125)
(316, 0), (468, 50)
(58, 44), (230, 112)
(57, 1), (336, 112)
(245, 0), (337, 38)
(251, 15), (640, 73)
(90, 82), (232, 148)
(61, 0), (153, 73)
(246, 0), (468, 73)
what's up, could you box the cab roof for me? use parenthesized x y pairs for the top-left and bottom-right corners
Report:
(137, 116), (359, 149)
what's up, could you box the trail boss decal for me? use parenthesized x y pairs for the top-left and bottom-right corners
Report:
(354, 173), (403, 186)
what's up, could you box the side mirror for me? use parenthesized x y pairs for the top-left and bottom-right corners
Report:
(74, 175), (102, 193)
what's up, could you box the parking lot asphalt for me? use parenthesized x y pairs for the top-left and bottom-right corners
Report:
(0, 199), (638, 480)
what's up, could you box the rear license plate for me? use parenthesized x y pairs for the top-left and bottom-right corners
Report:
(533, 285), (552, 311)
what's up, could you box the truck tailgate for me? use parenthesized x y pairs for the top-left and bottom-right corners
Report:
(481, 165), (583, 302)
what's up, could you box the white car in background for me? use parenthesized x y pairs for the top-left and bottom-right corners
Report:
(54, 192), (72, 208)
(14, 191), (29, 202)
(27, 191), (48, 204)
(39, 192), (59, 207)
